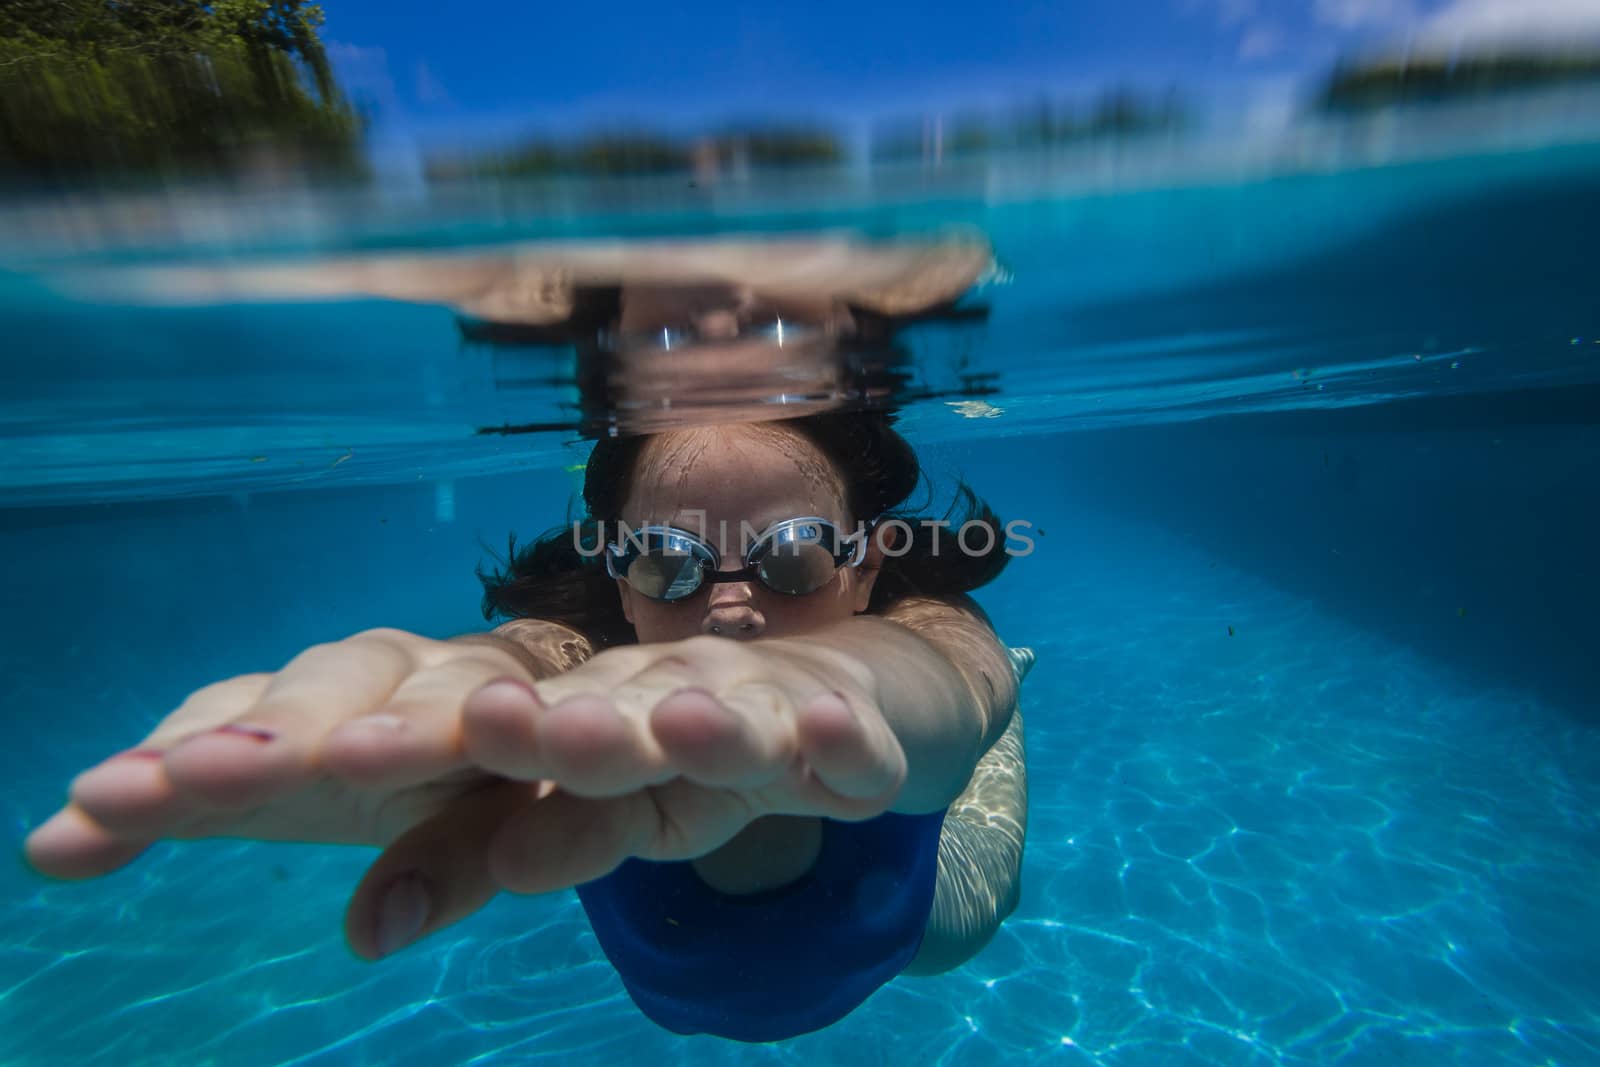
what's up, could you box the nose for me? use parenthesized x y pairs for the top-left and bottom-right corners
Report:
(693, 308), (740, 341)
(703, 581), (765, 638)
(691, 285), (755, 342)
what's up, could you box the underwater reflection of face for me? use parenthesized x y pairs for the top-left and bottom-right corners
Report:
(613, 424), (881, 644)
(613, 282), (846, 349)
(600, 283), (860, 433)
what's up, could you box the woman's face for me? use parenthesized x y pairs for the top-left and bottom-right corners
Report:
(614, 424), (883, 643)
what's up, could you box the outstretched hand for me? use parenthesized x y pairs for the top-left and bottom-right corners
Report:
(23, 628), (907, 959)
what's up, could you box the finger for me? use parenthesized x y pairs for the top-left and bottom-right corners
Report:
(460, 648), (735, 793)
(161, 634), (415, 810)
(69, 748), (189, 837)
(538, 693), (675, 795)
(69, 674), (273, 838)
(141, 673), (276, 747)
(344, 779), (547, 960)
(487, 780), (752, 895)
(456, 646), (664, 777)
(512, 653), (727, 793)
(23, 805), (153, 881)
(460, 676), (554, 779)
(461, 679), (674, 796)
(649, 685), (796, 789)
(323, 646), (537, 788)
(793, 690), (906, 806)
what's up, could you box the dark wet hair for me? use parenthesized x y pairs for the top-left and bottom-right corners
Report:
(479, 410), (1009, 648)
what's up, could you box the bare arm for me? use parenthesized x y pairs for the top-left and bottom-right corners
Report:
(769, 594), (1017, 814)
(785, 603), (1030, 973)
(903, 705), (1028, 976)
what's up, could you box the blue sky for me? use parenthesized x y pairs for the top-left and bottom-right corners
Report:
(322, 0), (1600, 151)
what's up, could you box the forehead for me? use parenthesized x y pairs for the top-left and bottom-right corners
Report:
(622, 425), (849, 525)
(620, 282), (741, 320)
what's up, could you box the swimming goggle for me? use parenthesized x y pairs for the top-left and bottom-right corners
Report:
(604, 517), (869, 601)
(597, 315), (829, 354)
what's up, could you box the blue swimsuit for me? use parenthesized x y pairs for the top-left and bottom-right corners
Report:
(575, 809), (947, 1043)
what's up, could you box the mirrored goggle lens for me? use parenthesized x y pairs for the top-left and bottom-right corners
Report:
(755, 540), (841, 596)
(625, 550), (706, 600)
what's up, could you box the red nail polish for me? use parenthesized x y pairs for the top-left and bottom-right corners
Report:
(121, 747), (166, 760)
(214, 723), (276, 742)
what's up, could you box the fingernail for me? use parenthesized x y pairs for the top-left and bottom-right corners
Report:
(214, 724), (276, 742)
(374, 872), (430, 958)
(121, 748), (166, 760)
(346, 713), (405, 733)
(477, 677), (540, 704)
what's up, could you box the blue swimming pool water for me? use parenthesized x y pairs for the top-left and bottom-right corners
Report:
(3, 99), (1599, 1065)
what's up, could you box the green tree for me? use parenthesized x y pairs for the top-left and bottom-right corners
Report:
(0, 0), (364, 184)
(1319, 50), (1600, 110)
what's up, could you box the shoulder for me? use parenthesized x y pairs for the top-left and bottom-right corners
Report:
(490, 619), (597, 673)
(877, 592), (995, 631)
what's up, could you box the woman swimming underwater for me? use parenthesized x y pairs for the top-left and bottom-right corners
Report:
(25, 237), (1033, 1042)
